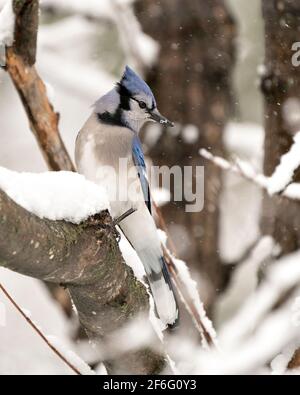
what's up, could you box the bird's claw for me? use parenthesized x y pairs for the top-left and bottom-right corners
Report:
(111, 208), (137, 243)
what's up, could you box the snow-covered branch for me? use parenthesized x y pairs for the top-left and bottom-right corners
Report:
(200, 148), (300, 201)
(0, 169), (164, 374)
(267, 131), (300, 194)
(200, 148), (268, 188)
(153, 201), (218, 348)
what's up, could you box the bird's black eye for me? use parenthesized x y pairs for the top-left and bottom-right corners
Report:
(138, 101), (147, 109)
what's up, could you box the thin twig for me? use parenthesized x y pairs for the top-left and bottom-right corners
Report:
(163, 245), (216, 347)
(152, 200), (217, 347)
(0, 283), (81, 375)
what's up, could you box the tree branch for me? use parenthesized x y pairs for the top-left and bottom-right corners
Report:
(5, 0), (74, 171)
(0, 188), (164, 374)
(0, 283), (82, 375)
(200, 148), (300, 201)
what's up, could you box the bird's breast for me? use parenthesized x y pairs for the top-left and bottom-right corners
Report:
(75, 118), (144, 218)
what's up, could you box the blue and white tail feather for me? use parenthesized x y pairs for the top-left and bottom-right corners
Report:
(137, 249), (179, 328)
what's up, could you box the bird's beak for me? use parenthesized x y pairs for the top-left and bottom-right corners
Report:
(149, 108), (174, 127)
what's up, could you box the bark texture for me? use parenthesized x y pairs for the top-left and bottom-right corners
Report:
(261, 0), (300, 253)
(135, 0), (236, 307)
(0, 189), (164, 374)
(261, 0), (300, 371)
(12, 0), (39, 66)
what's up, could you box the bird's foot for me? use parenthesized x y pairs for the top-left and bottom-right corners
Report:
(110, 208), (137, 243)
(86, 209), (136, 243)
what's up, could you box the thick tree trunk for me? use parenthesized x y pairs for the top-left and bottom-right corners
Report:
(0, 189), (164, 374)
(135, 0), (236, 307)
(261, 1), (300, 255)
(261, 0), (300, 370)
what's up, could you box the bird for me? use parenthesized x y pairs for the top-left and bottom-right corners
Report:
(75, 65), (179, 328)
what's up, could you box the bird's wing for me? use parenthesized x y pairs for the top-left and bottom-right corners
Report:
(132, 135), (152, 214)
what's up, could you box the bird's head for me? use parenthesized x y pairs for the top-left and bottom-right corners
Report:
(116, 66), (174, 132)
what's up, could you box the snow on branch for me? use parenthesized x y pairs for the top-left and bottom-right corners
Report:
(200, 148), (268, 188)
(0, 180), (164, 374)
(267, 131), (300, 194)
(200, 148), (300, 200)
(46, 336), (95, 375)
(156, 227), (218, 348)
(172, 257), (217, 348)
(0, 167), (109, 223)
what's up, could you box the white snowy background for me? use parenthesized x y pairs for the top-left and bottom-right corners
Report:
(1, 0), (299, 375)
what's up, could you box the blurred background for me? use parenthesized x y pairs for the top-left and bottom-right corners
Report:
(1, 0), (295, 374)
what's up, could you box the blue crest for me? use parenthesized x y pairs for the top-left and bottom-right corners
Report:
(119, 66), (156, 107)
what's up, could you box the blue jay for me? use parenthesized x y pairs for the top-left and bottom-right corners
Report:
(75, 66), (179, 328)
